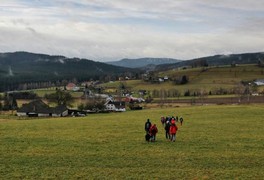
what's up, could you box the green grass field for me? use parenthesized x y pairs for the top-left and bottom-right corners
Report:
(1, 105), (264, 179)
(101, 64), (264, 95)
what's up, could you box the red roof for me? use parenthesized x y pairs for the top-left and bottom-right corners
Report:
(67, 83), (76, 88)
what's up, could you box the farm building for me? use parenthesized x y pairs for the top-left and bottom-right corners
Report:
(104, 100), (126, 112)
(17, 100), (68, 117)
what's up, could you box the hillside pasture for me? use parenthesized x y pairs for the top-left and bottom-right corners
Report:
(100, 64), (264, 95)
(13, 64), (263, 103)
(0, 105), (263, 179)
(32, 88), (83, 98)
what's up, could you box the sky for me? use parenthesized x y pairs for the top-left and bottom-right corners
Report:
(0, 0), (264, 62)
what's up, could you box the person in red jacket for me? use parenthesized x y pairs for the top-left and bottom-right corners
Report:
(171, 118), (176, 125)
(149, 124), (158, 142)
(170, 121), (178, 142)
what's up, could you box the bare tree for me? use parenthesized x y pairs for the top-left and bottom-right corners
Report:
(159, 89), (167, 107)
(234, 83), (245, 103)
(198, 89), (208, 105)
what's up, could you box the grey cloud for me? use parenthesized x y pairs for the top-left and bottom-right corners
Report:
(26, 27), (37, 34)
(0, 0), (263, 61)
(12, 19), (30, 26)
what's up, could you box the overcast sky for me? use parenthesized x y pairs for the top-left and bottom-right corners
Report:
(0, 0), (264, 61)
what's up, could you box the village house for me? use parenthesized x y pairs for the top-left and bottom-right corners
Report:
(254, 79), (264, 86)
(125, 95), (145, 103)
(66, 83), (80, 91)
(138, 90), (147, 96)
(17, 100), (68, 117)
(164, 76), (169, 81)
(104, 100), (126, 112)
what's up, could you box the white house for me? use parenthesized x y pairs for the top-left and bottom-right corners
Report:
(104, 100), (126, 112)
(254, 79), (264, 86)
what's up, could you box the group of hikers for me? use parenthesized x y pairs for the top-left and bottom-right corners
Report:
(145, 116), (183, 142)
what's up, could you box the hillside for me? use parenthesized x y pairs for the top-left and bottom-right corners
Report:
(0, 52), (138, 91)
(100, 64), (264, 96)
(155, 52), (264, 71)
(107, 58), (181, 68)
(2, 51), (264, 93)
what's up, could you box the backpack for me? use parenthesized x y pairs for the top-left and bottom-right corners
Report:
(145, 133), (151, 141)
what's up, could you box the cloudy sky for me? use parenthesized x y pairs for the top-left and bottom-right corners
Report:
(0, 0), (264, 61)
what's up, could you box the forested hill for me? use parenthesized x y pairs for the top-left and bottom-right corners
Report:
(0, 52), (138, 91)
(155, 52), (264, 70)
(107, 58), (182, 68)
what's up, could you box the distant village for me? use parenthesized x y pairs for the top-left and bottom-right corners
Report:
(2, 62), (264, 118)
(12, 79), (148, 118)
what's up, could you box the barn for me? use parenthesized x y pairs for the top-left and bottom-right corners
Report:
(17, 100), (68, 117)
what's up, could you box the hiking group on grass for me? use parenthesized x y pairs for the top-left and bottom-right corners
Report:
(145, 116), (183, 142)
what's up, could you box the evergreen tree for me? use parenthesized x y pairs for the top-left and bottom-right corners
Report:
(0, 101), (3, 111)
(181, 75), (189, 84)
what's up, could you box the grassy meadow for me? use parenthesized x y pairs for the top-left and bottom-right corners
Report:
(101, 64), (264, 95)
(0, 105), (264, 179)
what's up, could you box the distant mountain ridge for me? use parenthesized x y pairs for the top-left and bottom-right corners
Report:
(155, 52), (264, 71)
(0, 51), (137, 91)
(1, 51), (264, 92)
(107, 58), (182, 68)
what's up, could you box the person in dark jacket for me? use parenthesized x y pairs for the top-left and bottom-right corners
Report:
(180, 117), (183, 126)
(145, 119), (152, 134)
(160, 116), (165, 127)
(164, 121), (171, 140)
